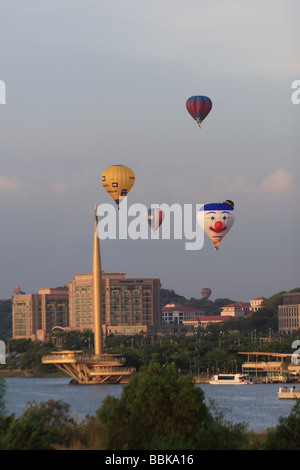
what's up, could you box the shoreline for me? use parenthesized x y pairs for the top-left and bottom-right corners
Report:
(0, 369), (68, 378)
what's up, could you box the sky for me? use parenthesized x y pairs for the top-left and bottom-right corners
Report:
(0, 0), (299, 302)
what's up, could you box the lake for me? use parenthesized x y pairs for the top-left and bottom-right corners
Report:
(2, 377), (296, 432)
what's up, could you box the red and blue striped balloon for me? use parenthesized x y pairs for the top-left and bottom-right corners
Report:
(186, 96), (212, 128)
(146, 208), (164, 232)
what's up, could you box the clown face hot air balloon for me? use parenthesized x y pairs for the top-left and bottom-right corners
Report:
(197, 200), (235, 250)
(186, 96), (212, 129)
(146, 208), (164, 232)
(101, 165), (135, 209)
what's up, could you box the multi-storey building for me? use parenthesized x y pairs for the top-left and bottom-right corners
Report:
(12, 272), (161, 341)
(221, 302), (251, 317)
(161, 303), (204, 325)
(68, 271), (161, 335)
(12, 293), (39, 340)
(12, 287), (69, 341)
(278, 292), (300, 334)
(250, 297), (266, 312)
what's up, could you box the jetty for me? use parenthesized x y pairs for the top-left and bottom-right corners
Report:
(278, 386), (300, 399)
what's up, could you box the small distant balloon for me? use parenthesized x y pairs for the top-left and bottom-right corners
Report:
(201, 288), (212, 299)
(101, 165), (135, 209)
(197, 200), (235, 251)
(186, 96), (212, 129)
(146, 208), (164, 232)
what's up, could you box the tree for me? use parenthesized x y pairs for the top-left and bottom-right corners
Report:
(264, 401), (300, 450)
(96, 362), (248, 450)
(3, 400), (76, 450)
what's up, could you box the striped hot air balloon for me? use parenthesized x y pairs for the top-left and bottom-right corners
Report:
(186, 95), (212, 129)
(201, 288), (212, 299)
(146, 208), (164, 232)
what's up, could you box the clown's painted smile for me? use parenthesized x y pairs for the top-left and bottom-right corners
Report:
(209, 224), (227, 234)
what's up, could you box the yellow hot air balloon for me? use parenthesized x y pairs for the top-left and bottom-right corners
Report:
(101, 165), (135, 209)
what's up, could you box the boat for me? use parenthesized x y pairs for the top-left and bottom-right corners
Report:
(278, 386), (300, 399)
(209, 373), (252, 385)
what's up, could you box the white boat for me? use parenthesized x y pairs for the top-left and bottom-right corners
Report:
(209, 373), (252, 385)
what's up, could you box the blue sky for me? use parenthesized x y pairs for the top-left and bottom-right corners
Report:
(0, 0), (299, 302)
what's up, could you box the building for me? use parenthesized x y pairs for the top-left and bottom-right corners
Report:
(183, 315), (233, 329)
(12, 272), (161, 341)
(250, 297), (266, 312)
(161, 303), (204, 325)
(12, 285), (26, 295)
(278, 292), (300, 334)
(221, 302), (251, 317)
(12, 287), (69, 342)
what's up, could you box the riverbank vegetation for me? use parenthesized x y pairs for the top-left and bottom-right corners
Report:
(0, 362), (299, 450)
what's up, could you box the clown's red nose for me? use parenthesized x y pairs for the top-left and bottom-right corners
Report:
(214, 221), (223, 230)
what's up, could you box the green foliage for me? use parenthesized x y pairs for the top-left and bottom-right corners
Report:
(2, 399), (77, 450)
(263, 401), (300, 450)
(96, 362), (248, 450)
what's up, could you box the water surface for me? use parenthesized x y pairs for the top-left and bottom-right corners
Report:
(3, 377), (296, 431)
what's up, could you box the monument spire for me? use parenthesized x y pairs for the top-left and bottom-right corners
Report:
(93, 204), (102, 355)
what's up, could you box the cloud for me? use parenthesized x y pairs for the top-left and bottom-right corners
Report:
(185, 168), (298, 203)
(260, 169), (294, 194)
(0, 175), (21, 192)
(53, 181), (67, 195)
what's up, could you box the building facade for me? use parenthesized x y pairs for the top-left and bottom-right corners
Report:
(250, 297), (266, 312)
(12, 272), (161, 341)
(221, 302), (251, 317)
(183, 315), (233, 329)
(161, 303), (204, 325)
(12, 287), (69, 341)
(278, 292), (300, 334)
(68, 271), (161, 335)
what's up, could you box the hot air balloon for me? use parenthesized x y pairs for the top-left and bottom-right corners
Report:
(201, 288), (212, 299)
(186, 96), (212, 129)
(146, 208), (164, 232)
(197, 200), (235, 251)
(101, 165), (135, 209)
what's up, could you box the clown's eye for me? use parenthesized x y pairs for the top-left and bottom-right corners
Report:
(210, 216), (215, 220)
(223, 216), (227, 220)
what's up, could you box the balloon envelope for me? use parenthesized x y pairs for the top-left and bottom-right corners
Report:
(146, 208), (164, 232)
(186, 96), (212, 128)
(197, 200), (234, 250)
(101, 165), (135, 208)
(201, 288), (212, 299)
